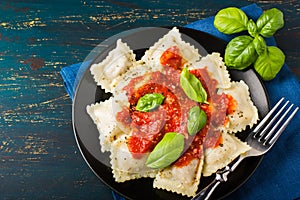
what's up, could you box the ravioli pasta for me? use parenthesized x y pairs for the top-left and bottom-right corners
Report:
(86, 27), (259, 197)
(141, 27), (201, 69)
(190, 52), (231, 89)
(202, 132), (250, 176)
(110, 135), (159, 182)
(86, 98), (123, 152)
(154, 157), (204, 197)
(90, 39), (136, 93)
(221, 81), (259, 133)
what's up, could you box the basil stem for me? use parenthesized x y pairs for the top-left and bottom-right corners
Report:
(253, 35), (267, 56)
(146, 132), (184, 169)
(136, 93), (165, 112)
(187, 106), (207, 136)
(180, 67), (207, 103)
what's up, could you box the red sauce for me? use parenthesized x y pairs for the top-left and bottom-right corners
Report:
(116, 45), (237, 166)
(174, 70), (238, 167)
(118, 68), (197, 158)
(174, 125), (207, 167)
(226, 94), (237, 115)
(160, 46), (185, 70)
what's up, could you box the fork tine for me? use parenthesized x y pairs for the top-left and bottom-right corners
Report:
(266, 106), (299, 145)
(253, 97), (284, 137)
(256, 100), (289, 139)
(262, 103), (294, 142)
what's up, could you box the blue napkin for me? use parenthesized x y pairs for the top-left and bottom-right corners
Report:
(60, 3), (300, 200)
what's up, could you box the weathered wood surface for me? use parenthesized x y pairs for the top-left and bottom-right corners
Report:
(0, 0), (299, 199)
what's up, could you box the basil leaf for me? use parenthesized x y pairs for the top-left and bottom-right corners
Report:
(254, 46), (285, 81)
(247, 19), (258, 37)
(136, 93), (165, 112)
(180, 68), (207, 103)
(253, 35), (267, 56)
(214, 7), (248, 34)
(225, 35), (258, 70)
(146, 132), (184, 169)
(187, 106), (207, 136)
(256, 8), (284, 38)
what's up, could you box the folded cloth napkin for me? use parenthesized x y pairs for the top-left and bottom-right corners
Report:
(60, 3), (300, 200)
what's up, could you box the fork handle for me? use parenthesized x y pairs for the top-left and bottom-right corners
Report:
(192, 179), (220, 200)
(192, 156), (245, 200)
(192, 166), (231, 200)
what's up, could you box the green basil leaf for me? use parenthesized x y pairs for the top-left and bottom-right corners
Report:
(254, 46), (285, 81)
(187, 106), (207, 136)
(247, 19), (258, 37)
(225, 35), (258, 70)
(180, 68), (207, 103)
(146, 132), (184, 169)
(253, 35), (267, 56)
(136, 93), (165, 112)
(256, 8), (284, 38)
(214, 7), (248, 34)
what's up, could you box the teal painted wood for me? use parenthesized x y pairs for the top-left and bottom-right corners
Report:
(0, 0), (299, 199)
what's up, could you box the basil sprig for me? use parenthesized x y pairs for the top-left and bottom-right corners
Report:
(180, 67), (207, 103)
(146, 132), (184, 169)
(214, 7), (285, 81)
(187, 106), (207, 136)
(136, 93), (165, 112)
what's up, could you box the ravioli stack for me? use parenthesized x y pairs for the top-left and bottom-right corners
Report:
(86, 27), (258, 197)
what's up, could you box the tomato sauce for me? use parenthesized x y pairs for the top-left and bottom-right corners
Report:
(116, 45), (237, 166)
(118, 68), (197, 157)
(160, 46), (185, 70)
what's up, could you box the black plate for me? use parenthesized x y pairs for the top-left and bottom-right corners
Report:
(72, 27), (269, 200)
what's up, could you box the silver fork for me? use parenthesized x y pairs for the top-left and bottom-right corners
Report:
(192, 97), (299, 200)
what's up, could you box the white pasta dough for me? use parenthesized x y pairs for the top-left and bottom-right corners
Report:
(90, 39), (136, 93)
(190, 52), (231, 89)
(221, 81), (259, 133)
(141, 27), (201, 69)
(110, 135), (158, 182)
(202, 132), (251, 177)
(86, 98), (123, 152)
(154, 156), (204, 197)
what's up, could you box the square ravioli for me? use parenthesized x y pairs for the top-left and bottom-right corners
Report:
(86, 98), (123, 152)
(90, 39), (136, 93)
(141, 27), (201, 70)
(110, 135), (158, 182)
(153, 155), (204, 197)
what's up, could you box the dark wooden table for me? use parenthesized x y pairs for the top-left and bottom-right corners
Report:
(0, 1), (299, 199)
